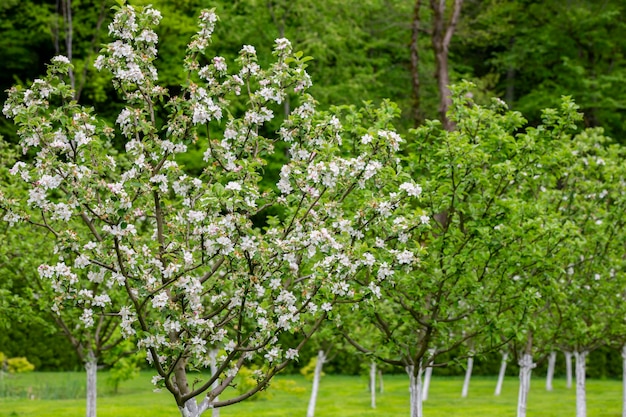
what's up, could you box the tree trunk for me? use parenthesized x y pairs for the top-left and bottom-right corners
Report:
(575, 350), (588, 417)
(429, 0), (463, 131)
(406, 364), (424, 417)
(410, 0), (423, 126)
(370, 362), (376, 409)
(210, 349), (220, 417)
(517, 353), (535, 417)
(495, 351), (508, 396)
(422, 365), (433, 401)
(565, 351), (573, 389)
(59, 0), (75, 91)
(378, 369), (384, 393)
(179, 398), (209, 417)
(546, 351), (556, 391)
(461, 355), (473, 398)
(306, 350), (326, 417)
(85, 350), (97, 417)
(621, 345), (626, 417)
(504, 38), (516, 105)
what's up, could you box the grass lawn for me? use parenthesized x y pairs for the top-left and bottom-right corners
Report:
(0, 371), (622, 417)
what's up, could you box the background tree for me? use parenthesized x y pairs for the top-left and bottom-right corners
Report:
(458, 0), (626, 139)
(343, 84), (535, 417)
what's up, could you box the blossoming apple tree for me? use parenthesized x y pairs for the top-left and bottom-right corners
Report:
(0, 133), (129, 417)
(1, 3), (425, 417)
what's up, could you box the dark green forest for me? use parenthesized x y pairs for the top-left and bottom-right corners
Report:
(1, 0), (626, 375)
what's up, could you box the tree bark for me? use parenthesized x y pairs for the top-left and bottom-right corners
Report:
(370, 361), (376, 409)
(575, 350), (588, 417)
(407, 364), (424, 417)
(621, 345), (626, 417)
(378, 369), (384, 393)
(565, 351), (573, 389)
(546, 351), (557, 391)
(59, 0), (75, 90)
(429, 0), (463, 131)
(504, 37), (516, 105)
(517, 353), (535, 417)
(210, 349), (220, 417)
(422, 365), (433, 401)
(85, 350), (97, 417)
(410, 0), (423, 126)
(495, 351), (508, 396)
(179, 398), (209, 417)
(461, 355), (473, 398)
(307, 350), (326, 417)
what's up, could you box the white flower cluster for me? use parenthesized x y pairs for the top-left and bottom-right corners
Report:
(95, 5), (162, 85)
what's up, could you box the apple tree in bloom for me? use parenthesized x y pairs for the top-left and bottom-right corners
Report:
(0, 108), (128, 417)
(0, 4), (425, 417)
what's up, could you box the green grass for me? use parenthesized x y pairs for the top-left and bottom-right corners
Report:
(0, 371), (622, 416)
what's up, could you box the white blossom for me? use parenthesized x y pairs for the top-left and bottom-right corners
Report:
(225, 181), (242, 192)
(396, 250), (415, 265)
(80, 309), (94, 327)
(152, 292), (169, 309)
(399, 182), (423, 197)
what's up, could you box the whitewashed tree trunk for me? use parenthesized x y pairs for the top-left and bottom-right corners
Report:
(307, 350), (326, 417)
(546, 351), (556, 391)
(370, 362), (376, 409)
(85, 350), (97, 417)
(621, 345), (626, 417)
(406, 364), (424, 417)
(422, 366), (433, 401)
(516, 353), (535, 417)
(565, 351), (573, 389)
(180, 398), (212, 417)
(495, 351), (508, 396)
(461, 355), (473, 398)
(210, 349), (219, 417)
(574, 350), (588, 417)
(378, 369), (384, 393)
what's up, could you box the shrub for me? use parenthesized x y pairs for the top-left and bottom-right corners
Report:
(7, 357), (35, 373)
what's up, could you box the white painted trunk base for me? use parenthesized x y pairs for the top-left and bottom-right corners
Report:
(307, 350), (326, 417)
(575, 350), (588, 417)
(621, 345), (626, 417)
(517, 353), (535, 417)
(422, 366), (433, 401)
(461, 356), (473, 398)
(406, 364), (424, 417)
(370, 362), (376, 409)
(546, 351), (556, 391)
(495, 352), (508, 396)
(378, 369), (384, 393)
(85, 352), (97, 417)
(565, 351), (573, 389)
(179, 397), (213, 417)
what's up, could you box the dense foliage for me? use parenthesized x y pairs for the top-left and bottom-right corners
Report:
(1, 0), (626, 390)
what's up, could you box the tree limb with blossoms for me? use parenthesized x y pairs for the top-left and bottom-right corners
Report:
(0, 96), (128, 417)
(1, 3), (425, 417)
